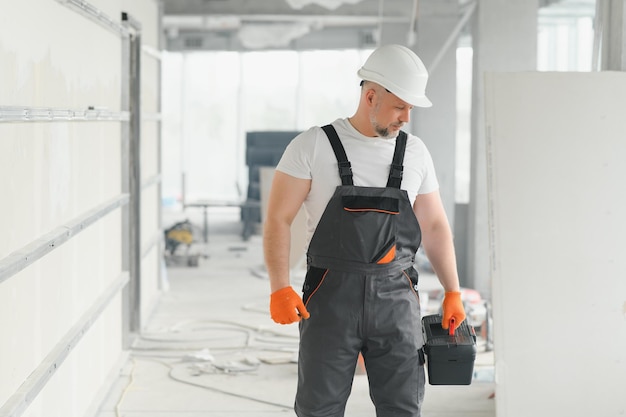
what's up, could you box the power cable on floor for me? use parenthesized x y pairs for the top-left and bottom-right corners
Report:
(130, 343), (298, 355)
(133, 318), (299, 354)
(113, 311), (300, 413)
(114, 357), (136, 417)
(168, 318), (300, 339)
(167, 366), (293, 410)
(130, 356), (293, 411)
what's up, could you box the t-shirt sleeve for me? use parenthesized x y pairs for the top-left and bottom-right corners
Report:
(275, 128), (318, 180)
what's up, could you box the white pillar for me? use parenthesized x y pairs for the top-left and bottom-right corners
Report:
(413, 0), (460, 236)
(598, 0), (626, 70)
(375, 1), (459, 231)
(468, 0), (538, 298)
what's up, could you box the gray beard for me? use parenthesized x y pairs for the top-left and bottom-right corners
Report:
(374, 125), (392, 138)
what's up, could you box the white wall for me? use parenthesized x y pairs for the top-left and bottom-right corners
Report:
(485, 72), (626, 417)
(0, 0), (161, 415)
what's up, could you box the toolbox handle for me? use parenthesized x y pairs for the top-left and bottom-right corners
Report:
(449, 317), (456, 336)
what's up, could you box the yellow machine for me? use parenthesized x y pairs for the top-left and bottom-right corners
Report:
(164, 220), (200, 267)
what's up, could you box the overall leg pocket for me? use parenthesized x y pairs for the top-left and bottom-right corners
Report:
(403, 266), (419, 291)
(402, 266), (421, 302)
(302, 266), (328, 306)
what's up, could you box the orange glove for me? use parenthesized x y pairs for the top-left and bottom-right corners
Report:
(270, 286), (310, 324)
(441, 291), (466, 330)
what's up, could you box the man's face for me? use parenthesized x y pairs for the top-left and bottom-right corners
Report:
(369, 88), (413, 138)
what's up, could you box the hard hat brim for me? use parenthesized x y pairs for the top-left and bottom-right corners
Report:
(358, 70), (433, 108)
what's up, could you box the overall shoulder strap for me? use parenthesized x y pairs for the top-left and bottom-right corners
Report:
(321, 124), (353, 186)
(386, 130), (407, 189)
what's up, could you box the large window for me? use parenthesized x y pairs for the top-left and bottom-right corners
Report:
(162, 49), (369, 204)
(161, 52), (241, 203)
(297, 49), (370, 127)
(241, 51), (299, 131)
(538, 6), (595, 71)
(162, 5), (596, 208)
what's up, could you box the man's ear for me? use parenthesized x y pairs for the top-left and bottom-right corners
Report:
(365, 88), (376, 106)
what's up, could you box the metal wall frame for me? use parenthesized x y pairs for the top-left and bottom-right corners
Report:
(119, 7), (165, 347)
(121, 11), (144, 339)
(0, 273), (129, 417)
(0, 2), (140, 416)
(54, 0), (129, 37)
(0, 107), (129, 123)
(155, 0), (165, 291)
(0, 194), (129, 285)
(0, 0), (163, 412)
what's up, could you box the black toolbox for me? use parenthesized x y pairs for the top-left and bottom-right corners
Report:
(421, 314), (477, 385)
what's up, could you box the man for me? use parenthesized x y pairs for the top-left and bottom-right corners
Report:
(263, 44), (466, 417)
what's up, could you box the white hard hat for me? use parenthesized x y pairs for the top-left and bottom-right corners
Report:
(357, 44), (432, 108)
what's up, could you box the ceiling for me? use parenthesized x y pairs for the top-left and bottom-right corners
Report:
(161, 0), (596, 52)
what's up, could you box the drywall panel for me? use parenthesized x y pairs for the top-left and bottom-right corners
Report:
(0, 0), (161, 414)
(0, 122), (122, 259)
(0, 0), (122, 108)
(142, 56), (162, 116)
(142, 121), (160, 180)
(485, 72), (626, 417)
(26, 295), (123, 417)
(0, 211), (122, 405)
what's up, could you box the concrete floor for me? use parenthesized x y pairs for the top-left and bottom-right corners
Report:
(95, 208), (495, 417)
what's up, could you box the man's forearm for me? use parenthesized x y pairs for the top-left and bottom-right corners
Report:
(422, 223), (461, 292)
(263, 219), (293, 292)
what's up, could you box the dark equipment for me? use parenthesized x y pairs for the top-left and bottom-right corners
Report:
(243, 131), (299, 235)
(421, 314), (477, 385)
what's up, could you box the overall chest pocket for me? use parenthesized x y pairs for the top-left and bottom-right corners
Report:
(340, 195), (399, 264)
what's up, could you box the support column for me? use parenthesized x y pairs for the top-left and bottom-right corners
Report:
(380, 0), (465, 283)
(122, 12), (143, 340)
(468, 0), (538, 298)
(597, 0), (626, 70)
(413, 0), (464, 236)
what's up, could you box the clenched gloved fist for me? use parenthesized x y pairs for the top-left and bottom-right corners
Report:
(270, 286), (310, 324)
(441, 291), (466, 330)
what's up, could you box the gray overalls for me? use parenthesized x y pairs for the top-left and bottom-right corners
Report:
(296, 124), (425, 417)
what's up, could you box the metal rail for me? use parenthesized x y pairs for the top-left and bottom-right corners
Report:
(142, 232), (163, 260)
(142, 112), (163, 122)
(0, 272), (129, 417)
(142, 44), (162, 60)
(55, 0), (128, 37)
(0, 106), (129, 123)
(141, 174), (162, 191)
(138, 175), (164, 260)
(428, 0), (477, 75)
(0, 194), (129, 284)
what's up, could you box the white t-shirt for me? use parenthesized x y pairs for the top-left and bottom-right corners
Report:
(276, 118), (439, 248)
